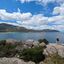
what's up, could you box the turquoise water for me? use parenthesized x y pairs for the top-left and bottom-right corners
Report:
(0, 32), (64, 43)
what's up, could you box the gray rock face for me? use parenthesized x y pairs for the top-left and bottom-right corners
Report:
(22, 40), (39, 48)
(43, 44), (64, 58)
(6, 39), (17, 45)
(39, 61), (44, 64)
(39, 42), (46, 47)
(33, 41), (39, 47)
(0, 58), (35, 64)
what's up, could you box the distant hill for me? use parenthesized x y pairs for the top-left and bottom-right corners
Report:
(41, 29), (59, 32)
(0, 23), (59, 32)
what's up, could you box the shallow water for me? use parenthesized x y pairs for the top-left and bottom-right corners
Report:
(0, 32), (64, 43)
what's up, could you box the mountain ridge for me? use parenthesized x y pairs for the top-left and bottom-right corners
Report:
(0, 23), (59, 32)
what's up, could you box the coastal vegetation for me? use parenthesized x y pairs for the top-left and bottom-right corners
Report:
(43, 53), (64, 64)
(0, 39), (64, 64)
(20, 46), (45, 63)
(38, 39), (49, 45)
(0, 39), (46, 63)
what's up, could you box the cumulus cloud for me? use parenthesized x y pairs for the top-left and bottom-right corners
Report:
(48, 15), (64, 23)
(17, 0), (33, 3)
(17, 0), (64, 5)
(0, 8), (64, 31)
(19, 14), (48, 26)
(52, 3), (64, 24)
(0, 9), (32, 21)
(50, 3), (64, 31)
(53, 3), (64, 15)
(38, 0), (64, 5)
(0, 9), (48, 26)
(52, 25), (64, 31)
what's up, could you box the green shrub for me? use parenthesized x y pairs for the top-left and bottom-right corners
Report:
(0, 44), (17, 57)
(38, 39), (49, 45)
(0, 40), (6, 45)
(20, 46), (45, 63)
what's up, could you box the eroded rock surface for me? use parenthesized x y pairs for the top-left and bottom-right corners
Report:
(44, 44), (64, 57)
(0, 58), (35, 64)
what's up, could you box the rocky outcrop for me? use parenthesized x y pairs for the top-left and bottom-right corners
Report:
(39, 42), (46, 47)
(0, 58), (35, 64)
(6, 39), (17, 45)
(39, 61), (44, 64)
(22, 40), (39, 48)
(43, 44), (64, 58)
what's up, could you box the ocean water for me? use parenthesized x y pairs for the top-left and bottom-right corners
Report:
(0, 32), (64, 43)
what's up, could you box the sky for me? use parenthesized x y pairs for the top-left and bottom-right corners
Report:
(0, 0), (64, 31)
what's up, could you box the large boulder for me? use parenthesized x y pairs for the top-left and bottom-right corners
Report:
(24, 40), (39, 48)
(25, 39), (34, 44)
(6, 39), (17, 45)
(24, 39), (34, 48)
(39, 61), (44, 64)
(27, 61), (35, 64)
(43, 44), (64, 58)
(22, 40), (39, 48)
(39, 42), (46, 47)
(0, 58), (35, 64)
(33, 41), (39, 47)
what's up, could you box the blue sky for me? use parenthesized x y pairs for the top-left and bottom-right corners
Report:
(0, 0), (59, 16)
(0, 0), (64, 31)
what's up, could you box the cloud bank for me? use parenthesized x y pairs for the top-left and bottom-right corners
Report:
(17, 0), (64, 5)
(0, 1), (64, 31)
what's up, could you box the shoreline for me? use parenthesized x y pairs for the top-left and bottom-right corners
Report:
(49, 43), (64, 46)
(0, 38), (64, 45)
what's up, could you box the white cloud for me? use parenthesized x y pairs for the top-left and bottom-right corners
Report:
(17, 0), (33, 3)
(48, 15), (64, 23)
(17, 0), (64, 5)
(52, 25), (64, 31)
(53, 3), (64, 15)
(0, 1), (64, 31)
(51, 3), (64, 25)
(0, 8), (64, 31)
(0, 9), (32, 21)
(20, 14), (48, 26)
(38, 0), (64, 5)
(53, 7), (60, 15)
